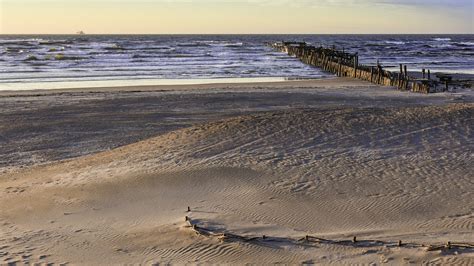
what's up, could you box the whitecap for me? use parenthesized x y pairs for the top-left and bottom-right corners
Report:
(457, 42), (474, 46)
(384, 41), (405, 45)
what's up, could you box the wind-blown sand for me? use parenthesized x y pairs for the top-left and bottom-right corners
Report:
(0, 78), (473, 264)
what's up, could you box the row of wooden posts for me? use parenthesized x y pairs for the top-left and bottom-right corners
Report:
(184, 213), (474, 252)
(267, 42), (449, 94)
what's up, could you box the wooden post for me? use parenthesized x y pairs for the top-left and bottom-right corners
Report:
(370, 67), (374, 82)
(354, 58), (358, 78)
(445, 80), (449, 91)
(422, 68), (426, 79)
(404, 65), (408, 78)
(427, 69), (431, 80)
(378, 66), (382, 84)
(338, 59), (343, 77)
(322, 54), (326, 70)
(446, 241), (452, 249)
(397, 73), (401, 89)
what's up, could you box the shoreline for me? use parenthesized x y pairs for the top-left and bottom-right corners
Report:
(2, 71), (472, 95)
(0, 77), (365, 96)
(0, 77), (308, 92)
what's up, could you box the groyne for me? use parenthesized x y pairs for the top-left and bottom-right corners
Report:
(268, 42), (449, 94)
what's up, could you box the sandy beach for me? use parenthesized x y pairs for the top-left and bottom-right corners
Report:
(0, 78), (473, 264)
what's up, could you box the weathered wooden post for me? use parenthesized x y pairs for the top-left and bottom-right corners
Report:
(378, 65), (382, 84)
(422, 68), (426, 79)
(399, 64), (404, 88)
(353, 57), (358, 78)
(427, 69), (431, 80)
(353, 53), (359, 78)
(370, 67), (374, 82)
(338, 58), (343, 77)
(446, 241), (452, 249)
(404, 65), (408, 78)
(397, 74), (401, 89)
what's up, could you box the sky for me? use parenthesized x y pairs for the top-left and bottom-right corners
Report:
(0, 0), (473, 34)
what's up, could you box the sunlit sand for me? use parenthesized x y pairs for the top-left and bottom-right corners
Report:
(1, 79), (473, 264)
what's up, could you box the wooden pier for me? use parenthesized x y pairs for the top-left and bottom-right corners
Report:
(267, 42), (447, 94)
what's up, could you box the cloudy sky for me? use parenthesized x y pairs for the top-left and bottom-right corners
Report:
(1, 0), (472, 34)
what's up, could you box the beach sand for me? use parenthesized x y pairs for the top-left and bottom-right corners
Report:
(0, 78), (473, 264)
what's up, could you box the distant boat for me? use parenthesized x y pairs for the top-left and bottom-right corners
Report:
(77, 31), (85, 35)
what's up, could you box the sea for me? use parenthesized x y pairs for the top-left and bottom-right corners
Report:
(0, 34), (473, 90)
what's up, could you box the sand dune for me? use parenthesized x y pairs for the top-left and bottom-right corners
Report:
(1, 101), (473, 264)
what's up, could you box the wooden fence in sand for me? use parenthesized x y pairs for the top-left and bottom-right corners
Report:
(267, 42), (450, 94)
(184, 214), (474, 254)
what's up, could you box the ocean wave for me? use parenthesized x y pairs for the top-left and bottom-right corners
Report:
(39, 40), (74, 45)
(384, 41), (405, 45)
(432, 44), (453, 48)
(209, 42), (244, 47)
(128, 46), (172, 51)
(48, 47), (65, 52)
(433, 38), (451, 41)
(132, 54), (155, 59)
(24, 55), (39, 61)
(5, 47), (25, 53)
(104, 44), (125, 50)
(455, 42), (474, 46)
(366, 43), (384, 47)
(0, 42), (37, 47)
(54, 54), (87, 60)
(177, 42), (210, 47)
